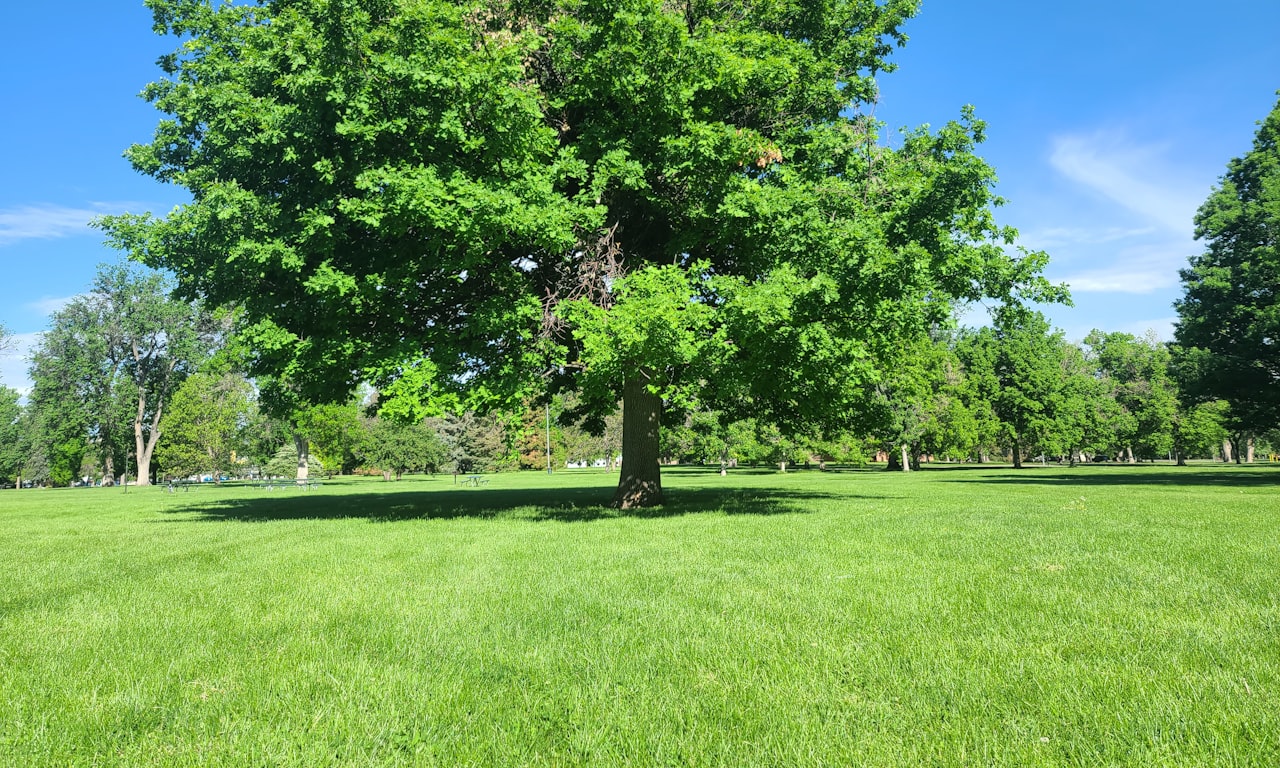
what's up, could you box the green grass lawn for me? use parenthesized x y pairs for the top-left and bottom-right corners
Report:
(2, 464), (1278, 766)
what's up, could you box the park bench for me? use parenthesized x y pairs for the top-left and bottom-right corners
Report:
(164, 479), (201, 493)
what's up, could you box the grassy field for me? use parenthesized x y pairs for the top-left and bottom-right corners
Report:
(1, 464), (1278, 766)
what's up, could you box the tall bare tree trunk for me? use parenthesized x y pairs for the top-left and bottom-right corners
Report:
(1246, 436), (1255, 463)
(1222, 439), (1234, 463)
(612, 376), (663, 508)
(294, 433), (310, 482)
(133, 393), (163, 486)
(900, 443), (911, 472)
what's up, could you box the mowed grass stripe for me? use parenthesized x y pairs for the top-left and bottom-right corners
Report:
(1, 465), (1277, 766)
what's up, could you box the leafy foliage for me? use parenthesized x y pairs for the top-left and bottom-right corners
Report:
(1175, 94), (1280, 433)
(356, 420), (447, 479)
(103, 0), (1063, 504)
(27, 263), (217, 485)
(156, 371), (254, 479)
(0, 387), (23, 484)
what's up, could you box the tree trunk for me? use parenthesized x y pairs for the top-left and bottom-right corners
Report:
(612, 376), (663, 508)
(1222, 439), (1234, 463)
(294, 433), (310, 482)
(1125, 446), (1135, 464)
(1012, 438), (1023, 469)
(900, 443), (912, 472)
(133, 394), (160, 487)
(1175, 450), (1186, 467)
(1246, 436), (1255, 464)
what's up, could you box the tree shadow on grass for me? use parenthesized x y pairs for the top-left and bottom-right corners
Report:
(934, 465), (1280, 488)
(161, 483), (887, 524)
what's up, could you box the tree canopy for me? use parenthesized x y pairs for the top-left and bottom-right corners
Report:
(104, 0), (1060, 505)
(27, 263), (216, 485)
(1175, 93), (1280, 434)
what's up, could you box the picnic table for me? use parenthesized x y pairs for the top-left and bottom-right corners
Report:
(462, 475), (489, 487)
(258, 478), (323, 491)
(165, 479), (201, 493)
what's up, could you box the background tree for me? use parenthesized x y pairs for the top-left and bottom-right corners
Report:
(156, 370), (254, 480)
(1085, 330), (1177, 461)
(104, 0), (1061, 507)
(28, 300), (121, 484)
(356, 419), (447, 480)
(0, 387), (22, 485)
(1171, 400), (1231, 466)
(1174, 94), (1280, 435)
(1045, 340), (1119, 466)
(298, 399), (366, 476)
(27, 263), (216, 485)
(235, 401), (291, 477)
(264, 443), (324, 480)
(958, 309), (1069, 468)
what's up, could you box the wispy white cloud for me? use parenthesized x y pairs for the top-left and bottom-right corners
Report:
(1048, 131), (1202, 237)
(1021, 225), (1156, 250)
(0, 202), (154, 247)
(1054, 241), (1188, 294)
(25, 295), (80, 316)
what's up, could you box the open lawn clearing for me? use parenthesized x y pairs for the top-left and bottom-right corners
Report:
(2, 465), (1278, 766)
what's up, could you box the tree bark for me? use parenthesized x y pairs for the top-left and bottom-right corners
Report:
(1223, 439), (1234, 463)
(900, 443), (911, 472)
(1012, 438), (1023, 469)
(294, 433), (310, 482)
(612, 376), (663, 508)
(1246, 436), (1255, 463)
(133, 392), (163, 486)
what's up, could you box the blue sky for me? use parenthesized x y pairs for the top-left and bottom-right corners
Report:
(2, 1), (1279, 393)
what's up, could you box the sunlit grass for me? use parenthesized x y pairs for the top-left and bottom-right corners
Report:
(2, 464), (1278, 766)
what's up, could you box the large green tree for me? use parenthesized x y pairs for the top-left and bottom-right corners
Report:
(27, 263), (217, 485)
(1174, 94), (1280, 434)
(104, 0), (1058, 506)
